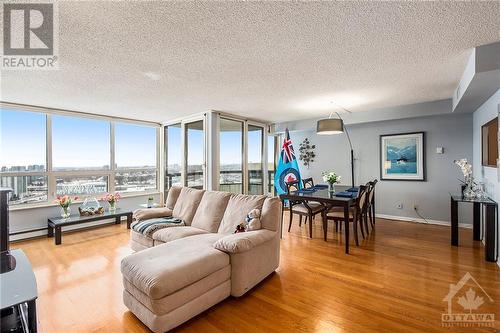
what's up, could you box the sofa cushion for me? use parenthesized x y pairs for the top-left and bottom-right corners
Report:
(122, 265), (231, 315)
(130, 229), (154, 249)
(152, 226), (208, 243)
(165, 186), (182, 209)
(213, 229), (276, 254)
(133, 207), (173, 222)
(217, 194), (266, 234)
(191, 191), (231, 233)
(260, 197), (282, 232)
(121, 234), (229, 299)
(172, 187), (205, 225)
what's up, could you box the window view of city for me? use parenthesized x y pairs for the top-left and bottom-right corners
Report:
(219, 118), (243, 193)
(1, 108), (159, 205)
(1, 173), (48, 205)
(165, 123), (182, 190)
(165, 119), (276, 195)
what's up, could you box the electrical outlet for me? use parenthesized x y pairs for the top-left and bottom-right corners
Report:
(413, 204), (418, 211)
(396, 203), (403, 209)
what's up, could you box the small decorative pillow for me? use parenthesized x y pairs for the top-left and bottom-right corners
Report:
(244, 208), (261, 231)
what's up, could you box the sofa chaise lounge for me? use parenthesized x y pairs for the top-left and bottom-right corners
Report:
(120, 186), (281, 332)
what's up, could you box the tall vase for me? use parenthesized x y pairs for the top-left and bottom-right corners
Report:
(61, 206), (71, 218)
(328, 183), (336, 193)
(463, 176), (476, 199)
(108, 201), (116, 212)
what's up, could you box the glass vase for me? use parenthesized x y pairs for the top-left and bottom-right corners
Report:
(328, 183), (336, 193)
(108, 201), (116, 212)
(463, 177), (476, 199)
(61, 206), (71, 218)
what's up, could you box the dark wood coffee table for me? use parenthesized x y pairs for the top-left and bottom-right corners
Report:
(47, 209), (133, 245)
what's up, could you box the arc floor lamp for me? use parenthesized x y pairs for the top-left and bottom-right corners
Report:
(316, 106), (355, 188)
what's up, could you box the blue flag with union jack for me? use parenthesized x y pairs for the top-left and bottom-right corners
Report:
(274, 128), (302, 195)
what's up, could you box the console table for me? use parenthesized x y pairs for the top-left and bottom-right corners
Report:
(450, 194), (498, 262)
(47, 209), (133, 245)
(0, 249), (38, 333)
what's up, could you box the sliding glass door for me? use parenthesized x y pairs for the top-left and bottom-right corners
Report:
(247, 125), (264, 194)
(219, 118), (243, 193)
(165, 123), (182, 191)
(185, 120), (205, 189)
(267, 135), (277, 195)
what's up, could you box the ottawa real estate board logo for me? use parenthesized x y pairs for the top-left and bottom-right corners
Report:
(2, 2), (58, 70)
(442, 272), (495, 328)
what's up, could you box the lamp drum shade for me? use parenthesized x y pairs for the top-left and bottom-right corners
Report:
(316, 118), (344, 135)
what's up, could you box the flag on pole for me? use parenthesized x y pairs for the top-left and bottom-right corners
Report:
(274, 128), (302, 195)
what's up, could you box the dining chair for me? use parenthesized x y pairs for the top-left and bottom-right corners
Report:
(367, 179), (378, 227)
(285, 180), (325, 238)
(302, 177), (314, 189)
(325, 185), (367, 246)
(300, 178), (317, 225)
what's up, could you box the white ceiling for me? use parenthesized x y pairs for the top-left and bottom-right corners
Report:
(1, 1), (499, 123)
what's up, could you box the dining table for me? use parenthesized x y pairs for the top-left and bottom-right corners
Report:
(279, 185), (359, 254)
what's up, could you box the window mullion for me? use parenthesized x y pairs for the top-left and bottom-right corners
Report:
(46, 114), (54, 200)
(109, 122), (116, 193)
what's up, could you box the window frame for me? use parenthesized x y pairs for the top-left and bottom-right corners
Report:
(481, 117), (498, 168)
(246, 122), (265, 195)
(219, 117), (244, 194)
(1, 103), (161, 210)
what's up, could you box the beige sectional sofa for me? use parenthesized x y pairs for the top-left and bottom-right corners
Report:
(121, 186), (281, 333)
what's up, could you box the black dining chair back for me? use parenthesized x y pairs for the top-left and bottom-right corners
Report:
(367, 179), (378, 227)
(302, 178), (314, 189)
(285, 180), (300, 194)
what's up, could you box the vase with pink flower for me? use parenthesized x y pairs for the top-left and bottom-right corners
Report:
(55, 195), (78, 218)
(102, 192), (121, 212)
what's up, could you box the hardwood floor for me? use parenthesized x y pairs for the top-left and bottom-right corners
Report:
(12, 215), (500, 333)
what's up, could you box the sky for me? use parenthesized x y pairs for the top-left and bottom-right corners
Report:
(1, 108), (274, 170)
(167, 121), (267, 167)
(1, 108), (156, 169)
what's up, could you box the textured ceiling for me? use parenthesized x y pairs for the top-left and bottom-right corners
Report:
(1, 1), (499, 123)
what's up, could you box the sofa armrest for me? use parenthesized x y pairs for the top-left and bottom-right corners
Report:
(214, 229), (276, 254)
(133, 207), (173, 221)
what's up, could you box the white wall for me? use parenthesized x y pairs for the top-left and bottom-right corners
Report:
(9, 193), (160, 241)
(472, 89), (500, 265)
(284, 113), (473, 224)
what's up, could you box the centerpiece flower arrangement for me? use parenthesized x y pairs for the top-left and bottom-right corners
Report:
(55, 195), (78, 218)
(322, 171), (341, 192)
(454, 159), (476, 199)
(102, 192), (121, 211)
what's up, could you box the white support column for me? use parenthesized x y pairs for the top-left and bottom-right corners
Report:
(205, 111), (219, 191)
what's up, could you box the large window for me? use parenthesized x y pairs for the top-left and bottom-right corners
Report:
(219, 118), (243, 193)
(56, 176), (108, 196)
(248, 125), (264, 194)
(165, 123), (182, 191)
(52, 115), (110, 171)
(115, 123), (157, 193)
(1, 107), (159, 206)
(1, 109), (47, 205)
(185, 120), (205, 189)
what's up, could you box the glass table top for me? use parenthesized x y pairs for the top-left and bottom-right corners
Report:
(0, 249), (37, 309)
(48, 207), (130, 225)
(281, 185), (359, 201)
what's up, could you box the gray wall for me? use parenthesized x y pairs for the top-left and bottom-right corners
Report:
(9, 193), (160, 241)
(286, 113), (473, 223)
(472, 88), (500, 265)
